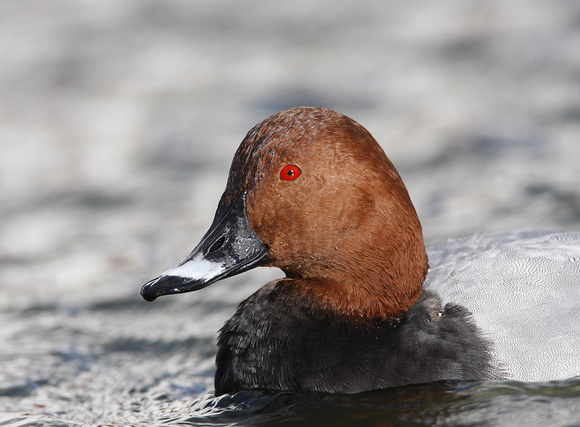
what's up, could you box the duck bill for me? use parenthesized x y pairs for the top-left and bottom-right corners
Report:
(140, 191), (270, 302)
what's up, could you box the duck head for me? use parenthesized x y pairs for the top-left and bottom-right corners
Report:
(141, 107), (428, 319)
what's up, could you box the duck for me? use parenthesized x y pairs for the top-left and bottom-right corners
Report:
(141, 106), (580, 396)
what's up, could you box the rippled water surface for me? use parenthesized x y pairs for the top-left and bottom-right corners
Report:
(2, 288), (580, 426)
(2, 0), (580, 425)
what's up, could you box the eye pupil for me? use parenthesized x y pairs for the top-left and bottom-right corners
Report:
(280, 164), (301, 181)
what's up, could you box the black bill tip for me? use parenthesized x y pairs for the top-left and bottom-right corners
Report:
(140, 275), (200, 302)
(140, 277), (160, 302)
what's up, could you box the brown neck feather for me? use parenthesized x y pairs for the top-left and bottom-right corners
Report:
(282, 226), (428, 320)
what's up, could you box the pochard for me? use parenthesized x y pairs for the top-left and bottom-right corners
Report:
(141, 106), (580, 396)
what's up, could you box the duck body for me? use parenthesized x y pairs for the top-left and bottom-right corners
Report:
(216, 285), (502, 395)
(425, 231), (580, 382)
(215, 231), (580, 395)
(141, 107), (580, 396)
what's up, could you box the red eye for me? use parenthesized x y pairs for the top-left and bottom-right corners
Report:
(280, 164), (301, 181)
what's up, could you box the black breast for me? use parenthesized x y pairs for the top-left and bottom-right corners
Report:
(214, 282), (504, 396)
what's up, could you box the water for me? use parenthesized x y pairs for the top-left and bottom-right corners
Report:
(2, 0), (580, 425)
(2, 282), (580, 426)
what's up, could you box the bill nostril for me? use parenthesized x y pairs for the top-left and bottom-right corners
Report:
(208, 235), (226, 254)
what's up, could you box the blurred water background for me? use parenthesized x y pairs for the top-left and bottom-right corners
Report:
(1, 1), (580, 425)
